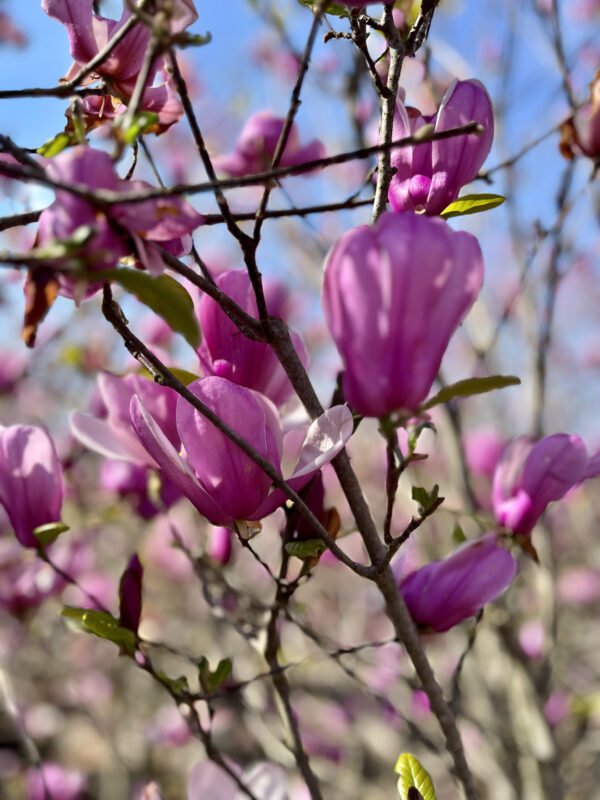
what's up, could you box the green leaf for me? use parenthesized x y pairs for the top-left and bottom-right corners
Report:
(33, 225), (95, 261)
(198, 657), (232, 692)
(440, 193), (505, 219)
(395, 753), (436, 800)
(33, 522), (69, 547)
(452, 524), (467, 544)
(167, 367), (201, 386)
(411, 485), (440, 513)
(156, 671), (189, 697)
(36, 131), (79, 158)
(420, 375), (520, 412)
(285, 539), (327, 560)
(120, 111), (160, 145)
(61, 607), (137, 656)
(298, 0), (350, 17)
(95, 269), (200, 349)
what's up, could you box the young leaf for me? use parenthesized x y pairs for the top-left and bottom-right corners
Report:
(156, 671), (190, 697)
(37, 131), (79, 158)
(198, 657), (232, 692)
(285, 539), (327, 560)
(33, 521), (69, 547)
(440, 193), (505, 219)
(395, 753), (436, 800)
(118, 111), (160, 145)
(95, 269), (200, 349)
(420, 375), (520, 412)
(298, 0), (351, 17)
(61, 607), (137, 656)
(411, 485), (440, 513)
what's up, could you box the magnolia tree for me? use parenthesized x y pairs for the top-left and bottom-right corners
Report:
(0, 0), (599, 798)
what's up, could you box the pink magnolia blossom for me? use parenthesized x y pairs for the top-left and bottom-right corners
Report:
(560, 70), (600, 160)
(36, 146), (203, 299)
(399, 534), (518, 632)
(197, 270), (308, 407)
(492, 434), (598, 535)
(213, 111), (325, 177)
(388, 79), (494, 215)
(131, 376), (353, 527)
(0, 425), (64, 549)
(71, 371), (180, 466)
(42, 0), (198, 132)
(322, 211), (484, 417)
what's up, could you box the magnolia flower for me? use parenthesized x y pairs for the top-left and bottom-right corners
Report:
(213, 111), (325, 177)
(36, 146), (203, 299)
(388, 79), (494, 215)
(399, 534), (518, 632)
(42, 0), (199, 132)
(0, 425), (64, 549)
(560, 70), (600, 160)
(492, 434), (600, 535)
(197, 270), (308, 407)
(322, 211), (484, 417)
(131, 376), (353, 527)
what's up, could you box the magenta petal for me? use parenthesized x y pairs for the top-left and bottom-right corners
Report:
(0, 425), (64, 549)
(114, 180), (203, 241)
(42, 0), (97, 66)
(130, 396), (231, 525)
(493, 434), (589, 534)
(400, 534), (518, 632)
(323, 212), (484, 417)
(70, 411), (153, 465)
(177, 378), (281, 521)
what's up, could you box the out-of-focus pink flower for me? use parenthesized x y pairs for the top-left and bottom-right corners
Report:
(519, 619), (545, 659)
(146, 705), (193, 747)
(187, 760), (287, 800)
(42, 0), (198, 133)
(544, 691), (571, 726)
(557, 567), (600, 605)
(0, 539), (75, 614)
(131, 376), (353, 527)
(560, 70), (600, 160)
(71, 370), (180, 467)
(213, 111), (325, 177)
(492, 434), (596, 535)
(0, 425), (64, 549)
(399, 534), (518, 632)
(36, 146), (203, 300)
(464, 429), (506, 479)
(388, 79), (494, 215)
(338, 0), (394, 5)
(0, 12), (27, 46)
(322, 211), (484, 417)
(25, 762), (86, 800)
(197, 270), (308, 407)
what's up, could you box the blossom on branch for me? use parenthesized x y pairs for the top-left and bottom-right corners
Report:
(388, 79), (494, 215)
(42, 0), (199, 132)
(35, 146), (203, 300)
(399, 534), (518, 632)
(0, 425), (64, 549)
(130, 376), (353, 527)
(492, 434), (600, 535)
(322, 211), (484, 418)
(197, 270), (308, 407)
(212, 111), (325, 177)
